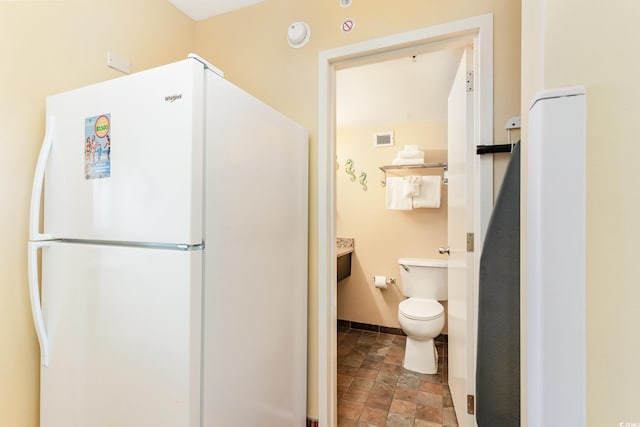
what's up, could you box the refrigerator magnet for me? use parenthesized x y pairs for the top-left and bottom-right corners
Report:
(85, 113), (111, 180)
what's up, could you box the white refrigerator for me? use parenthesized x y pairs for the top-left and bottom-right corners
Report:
(27, 55), (308, 427)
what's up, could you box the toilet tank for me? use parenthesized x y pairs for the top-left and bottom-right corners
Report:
(398, 258), (448, 300)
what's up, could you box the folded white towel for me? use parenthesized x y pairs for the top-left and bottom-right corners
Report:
(396, 149), (425, 160)
(386, 177), (413, 210)
(404, 145), (419, 152)
(404, 176), (421, 197)
(392, 158), (424, 165)
(412, 176), (442, 208)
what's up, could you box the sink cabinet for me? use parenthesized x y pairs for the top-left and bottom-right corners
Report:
(336, 238), (354, 282)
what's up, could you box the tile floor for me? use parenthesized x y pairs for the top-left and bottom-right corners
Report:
(337, 327), (458, 427)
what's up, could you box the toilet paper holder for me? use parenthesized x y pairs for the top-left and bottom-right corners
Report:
(373, 275), (396, 289)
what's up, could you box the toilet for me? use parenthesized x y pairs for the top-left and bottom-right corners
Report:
(397, 258), (447, 374)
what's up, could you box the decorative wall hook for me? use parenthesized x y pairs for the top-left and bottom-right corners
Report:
(345, 159), (356, 181)
(359, 172), (368, 191)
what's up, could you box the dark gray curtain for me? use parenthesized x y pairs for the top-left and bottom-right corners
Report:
(476, 143), (520, 426)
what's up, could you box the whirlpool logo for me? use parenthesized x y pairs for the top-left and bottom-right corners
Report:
(165, 94), (183, 103)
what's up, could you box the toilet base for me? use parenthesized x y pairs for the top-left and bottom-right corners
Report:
(403, 336), (438, 374)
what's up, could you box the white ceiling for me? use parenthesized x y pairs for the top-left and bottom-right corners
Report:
(167, 0), (265, 21)
(336, 48), (464, 128)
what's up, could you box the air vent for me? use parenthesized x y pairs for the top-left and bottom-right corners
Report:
(374, 131), (394, 147)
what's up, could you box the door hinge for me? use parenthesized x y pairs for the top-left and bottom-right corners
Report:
(466, 71), (474, 92)
(466, 233), (474, 252)
(467, 394), (475, 415)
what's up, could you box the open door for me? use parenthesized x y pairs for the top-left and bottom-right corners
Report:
(447, 48), (476, 427)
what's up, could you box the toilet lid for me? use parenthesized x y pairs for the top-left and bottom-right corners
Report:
(399, 298), (444, 321)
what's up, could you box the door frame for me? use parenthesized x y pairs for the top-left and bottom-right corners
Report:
(317, 14), (494, 426)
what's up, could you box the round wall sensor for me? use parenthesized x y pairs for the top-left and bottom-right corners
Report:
(287, 22), (311, 48)
(340, 0), (352, 8)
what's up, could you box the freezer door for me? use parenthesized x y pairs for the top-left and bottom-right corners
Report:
(40, 243), (202, 427)
(42, 59), (203, 245)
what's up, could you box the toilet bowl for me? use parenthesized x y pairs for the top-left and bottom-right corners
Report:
(397, 258), (447, 374)
(398, 298), (445, 374)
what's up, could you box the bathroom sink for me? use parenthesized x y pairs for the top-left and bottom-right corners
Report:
(337, 238), (354, 282)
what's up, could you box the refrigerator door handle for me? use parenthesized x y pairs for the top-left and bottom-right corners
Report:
(29, 116), (55, 241)
(28, 241), (50, 367)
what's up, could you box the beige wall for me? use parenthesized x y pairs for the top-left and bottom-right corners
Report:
(195, 0), (521, 418)
(522, 0), (640, 424)
(336, 123), (448, 330)
(0, 2), (194, 426)
(520, 1), (543, 423)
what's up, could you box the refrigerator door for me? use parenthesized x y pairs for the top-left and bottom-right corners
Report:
(203, 71), (308, 426)
(40, 242), (202, 427)
(42, 59), (204, 245)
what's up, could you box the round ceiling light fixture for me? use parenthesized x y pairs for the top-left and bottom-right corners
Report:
(287, 22), (311, 48)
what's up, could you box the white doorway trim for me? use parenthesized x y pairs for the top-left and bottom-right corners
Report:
(317, 14), (494, 426)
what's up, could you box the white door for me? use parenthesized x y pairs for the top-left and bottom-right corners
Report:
(447, 48), (476, 427)
(42, 59), (204, 245)
(39, 242), (202, 427)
